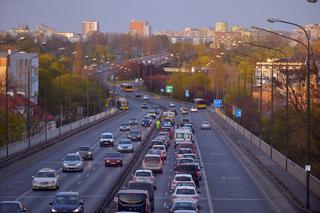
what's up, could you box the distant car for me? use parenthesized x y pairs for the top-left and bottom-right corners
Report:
(100, 132), (114, 147)
(117, 139), (134, 153)
(147, 110), (156, 119)
(143, 95), (150, 100)
(180, 107), (188, 114)
(105, 152), (123, 167)
(131, 169), (155, 185)
(142, 154), (163, 173)
(128, 129), (142, 141)
(129, 117), (138, 126)
(141, 119), (152, 127)
(201, 121), (211, 130)
(169, 200), (199, 213)
(0, 201), (27, 213)
(190, 106), (198, 112)
(171, 174), (195, 191)
(135, 93), (141, 98)
(32, 168), (59, 190)
(77, 146), (93, 160)
(120, 122), (130, 132)
(62, 153), (83, 172)
(176, 148), (194, 160)
(49, 192), (84, 213)
(141, 103), (149, 109)
(171, 186), (200, 206)
(169, 102), (176, 107)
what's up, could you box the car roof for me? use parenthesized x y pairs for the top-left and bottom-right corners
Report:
(174, 174), (193, 178)
(102, 132), (113, 135)
(38, 168), (56, 172)
(118, 189), (148, 194)
(66, 153), (80, 156)
(135, 169), (152, 173)
(55, 191), (79, 196)
(175, 186), (196, 190)
(145, 154), (161, 158)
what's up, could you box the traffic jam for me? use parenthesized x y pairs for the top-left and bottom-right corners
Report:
(114, 103), (202, 213)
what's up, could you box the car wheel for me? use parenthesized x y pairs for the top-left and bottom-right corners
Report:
(120, 162), (123, 167)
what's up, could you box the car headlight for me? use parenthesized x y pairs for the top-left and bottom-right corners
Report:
(51, 208), (58, 212)
(88, 152), (92, 155)
(73, 206), (81, 212)
(63, 163), (68, 167)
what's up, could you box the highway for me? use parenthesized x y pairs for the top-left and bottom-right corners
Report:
(0, 94), (156, 212)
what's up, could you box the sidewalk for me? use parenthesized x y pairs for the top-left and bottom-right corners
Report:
(207, 110), (320, 213)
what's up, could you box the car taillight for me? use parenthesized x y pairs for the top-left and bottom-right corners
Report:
(192, 195), (199, 200)
(196, 171), (200, 177)
(171, 195), (176, 199)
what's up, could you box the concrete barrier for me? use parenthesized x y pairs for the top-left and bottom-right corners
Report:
(272, 148), (287, 170)
(287, 159), (306, 185)
(260, 140), (271, 156)
(310, 175), (320, 198)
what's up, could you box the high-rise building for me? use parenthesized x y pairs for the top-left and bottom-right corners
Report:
(0, 52), (39, 104)
(82, 20), (99, 35)
(129, 20), (151, 37)
(215, 22), (228, 32)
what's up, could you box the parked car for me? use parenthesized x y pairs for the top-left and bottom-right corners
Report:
(128, 129), (142, 141)
(49, 192), (84, 213)
(32, 168), (59, 190)
(77, 146), (93, 160)
(104, 152), (123, 167)
(0, 201), (27, 213)
(142, 154), (163, 173)
(201, 121), (211, 130)
(100, 132), (114, 147)
(114, 189), (151, 213)
(62, 153), (83, 172)
(120, 122), (130, 132)
(117, 139), (134, 153)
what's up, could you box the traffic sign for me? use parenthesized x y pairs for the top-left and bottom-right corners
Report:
(185, 89), (190, 97)
(213, 99), (223, 108)
(235, 109), (241, 118)
(166, 85), (173, 93)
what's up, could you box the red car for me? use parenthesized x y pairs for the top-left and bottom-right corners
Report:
(104, 152), (123, 167)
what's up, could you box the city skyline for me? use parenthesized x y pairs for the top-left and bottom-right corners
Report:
(1, 0), (319, 33)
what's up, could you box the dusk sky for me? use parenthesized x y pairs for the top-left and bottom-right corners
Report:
(1, 0), (319, 33)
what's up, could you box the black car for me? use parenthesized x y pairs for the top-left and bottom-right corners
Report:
(127, 181), (155, 211)
(176, 163), (200, 187)
(128, 129), (142, 141)
(141, 103), (149, 109)
(49, 192), (84, 213)
(0, 201), (27, 213)
(141, 119), (152, 127)
(129, 117), (138, 126)
(135, 93), (141, 98)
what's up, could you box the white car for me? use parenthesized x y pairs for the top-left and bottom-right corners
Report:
(32, 168), (59, 190)
(152, 145), (167, 159)
(171, 174), (195, 190)
(200, 121), (211, 130)
(169, 102), (176, 107)
(100, 132), (114, 147)
(171, 186), (200, 206)
(190, 106), (197, 112)
(143, 95), (150, 100)
(131, 169), (155, 185)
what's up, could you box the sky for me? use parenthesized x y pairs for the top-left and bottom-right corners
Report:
(0, 0), (319, 33)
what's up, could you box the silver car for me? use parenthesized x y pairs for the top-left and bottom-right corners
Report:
(77, 146), (93, 160)
(32, 168), (59, 190)
(120, 122), (130, 132)
(142, 154), (163, 173)
(201, 121), (211, 130)
(100, 132), (114, 147)
(117, 139), (134, 153)
(63, 153), (84, 172)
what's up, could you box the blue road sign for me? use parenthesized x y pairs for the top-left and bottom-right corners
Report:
(213, 99), (223, 108)
(235, 109), (241, 118)
(185, 89), (190, 97)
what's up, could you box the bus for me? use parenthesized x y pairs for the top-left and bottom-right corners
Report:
(120, 83), (134, 92)
(117, 97), (129, 110)
(194, 98), (206, 109)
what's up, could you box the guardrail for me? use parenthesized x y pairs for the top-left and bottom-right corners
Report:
(215, 109), (320, 199)
(0, 108), (120, 168)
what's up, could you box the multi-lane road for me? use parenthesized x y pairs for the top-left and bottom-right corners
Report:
(0, 90), (303, 213)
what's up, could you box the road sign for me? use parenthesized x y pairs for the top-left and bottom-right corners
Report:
(235, 109), (241, 118)
(213, 99), (223, 108)
(166, 85), (173, 93)
(185, 89), (190, 97)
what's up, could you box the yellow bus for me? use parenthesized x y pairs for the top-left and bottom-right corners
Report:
(117, 97), (129, 110)
(120, 83), (134, 92)
(194, 98), (206, 109)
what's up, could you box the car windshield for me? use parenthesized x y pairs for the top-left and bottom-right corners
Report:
(148, 150), (161, 155)
(101, 134), (112, 139)
(176, 182), (195, 187)
(173, 202), (195, 210)
(153, 146), (164, 150)
(0, 203), (21, 213)
(79, 147), (90, 151)
(119, 140), (131, 144)
(176, 188), (195, 195)
(118, 193), (145, 205)
(179, 159), (194, 164)
(130, 118), (137, 121)
(37, 171), (55, 178)
(53, 195), (79, 205)
(107, 152), (120, 157)
(178, 149), (193, 154)
(136, 171), (151, 177)
(65, 155), (80, 161)
(121, 123), (129, 126)
(177, 165), (197, 172)
(176, 176), (192, 181)
(130, 130), (140, 134)
(144, 156), (160, 162)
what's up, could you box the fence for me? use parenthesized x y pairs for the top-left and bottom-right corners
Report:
(215, 109), (320, 198)
(0, 108), (118, 159)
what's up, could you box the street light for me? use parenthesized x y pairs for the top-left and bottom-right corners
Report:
(266, 19), (311, 209)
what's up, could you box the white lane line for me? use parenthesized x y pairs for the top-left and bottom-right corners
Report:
(15, 189), (32, 201)
(86, 173), (90, 177)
